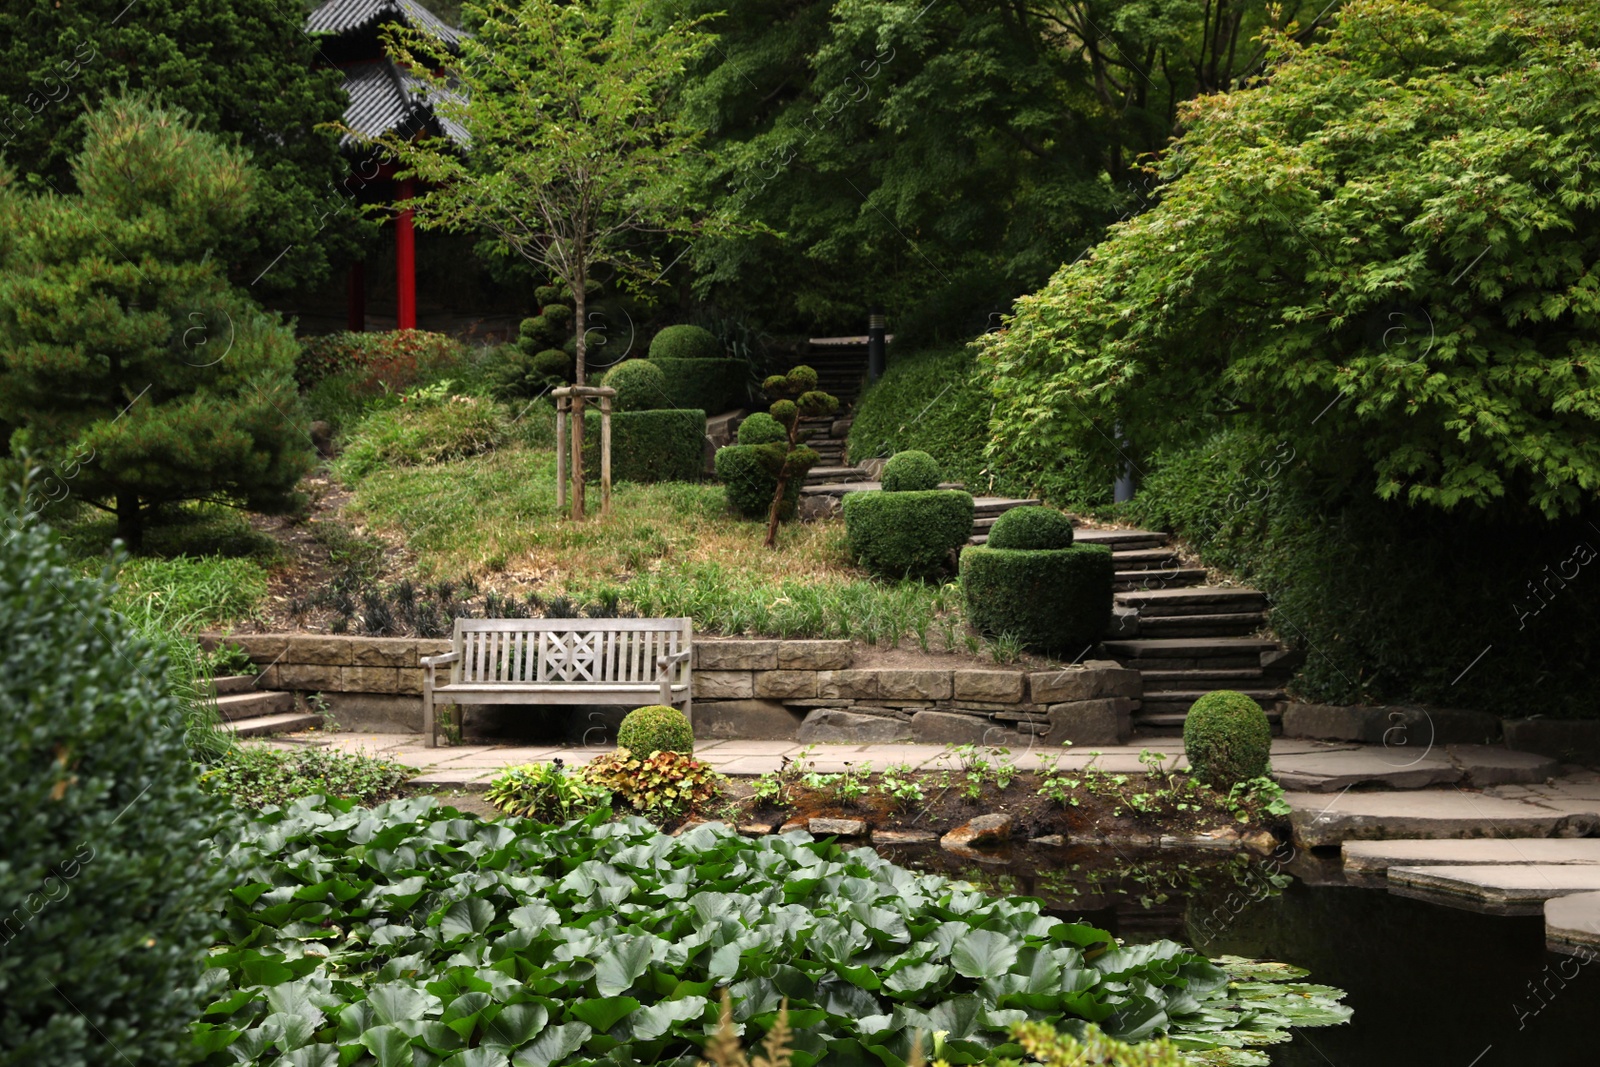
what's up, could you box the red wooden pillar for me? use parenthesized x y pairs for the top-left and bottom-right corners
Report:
(395, 179), (416, 331)
(346, 260), (366, 332)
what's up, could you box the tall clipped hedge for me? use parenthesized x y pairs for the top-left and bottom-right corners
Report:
(960, 542), (1113, 652)
(650, 358), (750, 414)
(0, 519), (230, 1067)
(843, 490), (975, 578)
(583, 409), (706, 484)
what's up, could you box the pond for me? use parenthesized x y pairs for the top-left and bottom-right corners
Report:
(877, 844), (1600, 1066)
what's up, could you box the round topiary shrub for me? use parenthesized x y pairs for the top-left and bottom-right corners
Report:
(959, 542), (1113, 652)
(987, 505), (1075, 550)
(714, 443), (798, 519)
(736, 411), (787, 445)
(534, 284), (563, 305)
(530, 348), (572, 382)
(1, 520), (230, 1067)
(540, 303), (574, 328)
(1183, 690), (1273, 788)
(603, 359), (668, 412)
(881, 450), (941, 492)
(617, 704), (694, 755)
(649, 324), (723, 361)
(843, 489), (975, 578)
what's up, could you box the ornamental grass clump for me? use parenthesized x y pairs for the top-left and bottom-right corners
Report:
(616, 704), (695, 755)
(843, 451), (974, 579)
(1183, 690), (1273, 788)
(960, 506), (1111, 652)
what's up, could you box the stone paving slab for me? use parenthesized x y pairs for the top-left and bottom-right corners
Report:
(1545, 891), (1600, 955)
(1272, 750), (1463, 792)
(1342, 839), (1600, 884)
(1447, 744), (1559, 787)
(1286, 789), (1600, 848)
(1387, 864), (1600, 910)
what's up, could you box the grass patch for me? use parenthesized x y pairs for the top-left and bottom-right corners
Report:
(110, 555), (269, 629)
(198, 745), (415, 809)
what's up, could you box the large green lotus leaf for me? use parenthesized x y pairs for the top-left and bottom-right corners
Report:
(284, 1043), (340, 1067)
(950, 930), (1019, 980)
(358, 1024), (414, 1067)
(569, 996), (641, 1032)
(440, 1049), (509, 1067)
(622, 996), (708, 1041)
(595, 937), (660, 997)
(368, 983), (435, 1026)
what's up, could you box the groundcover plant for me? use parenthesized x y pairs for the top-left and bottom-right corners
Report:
(196, 797), (1347, 1066)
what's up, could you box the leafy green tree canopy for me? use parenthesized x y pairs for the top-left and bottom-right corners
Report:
(0, 97), (313, 548)
(982, 0), (1600, 518)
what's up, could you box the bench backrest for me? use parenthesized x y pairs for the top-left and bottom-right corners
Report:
(450, 617), (692, 685)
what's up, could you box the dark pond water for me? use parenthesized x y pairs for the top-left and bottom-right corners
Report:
(875, 844), (1600, 1067)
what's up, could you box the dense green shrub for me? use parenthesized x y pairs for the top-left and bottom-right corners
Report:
(988, 505), (1075, 549)
(649, 357), (749, 413)
(483, 761), (611, 821)
(584, 749), (721, 819)
(649, 323), (723, 360)
(603, 359), (670, 412)
(582, 409), (706, 484)
(713, 443), (797, 519)
(296, 329), (464, 392)
(617, 704), (695, 755)
(1127, 428), (1600, 717)
(736, 411), (787, 445)
(959, 543), (1112, 652)
(200, 746), (414, 809)
(843, 490), (974, 579)
(1184, 690), (1272, 787)
(881, 449), (941, 492)
(337, 388), (507, 479)
(848, 346), (1107, 507)
(0, 519), (230, 1067)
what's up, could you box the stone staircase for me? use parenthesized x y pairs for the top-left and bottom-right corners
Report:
(209, 674), (322, 737)
(1077, 529), (1292, 735)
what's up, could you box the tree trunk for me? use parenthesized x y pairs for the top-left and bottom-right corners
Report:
(115, 492), (143, 551)
(763, 421), (799, 548)
(571, 275), (587, 520)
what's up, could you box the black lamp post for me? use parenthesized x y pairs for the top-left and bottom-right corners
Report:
(867, 306), (887, 382)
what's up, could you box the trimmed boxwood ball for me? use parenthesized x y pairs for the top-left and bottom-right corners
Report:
(602, 359), (668, 412)
(649, 324), (723, 361)
(582, 409), (706, 484)
(534, 284), (563, 305)
(1183, 690), (1273, 788)
(881, 449), (941, 492)
(0, 521), (230, 1067)
(844, 489), (975, 578)
(959, 543), (1113, 652)
(530, 348), (571, 382)
(988, 505), (1075, 549)
(714, 442), (799, 519)
(617, 704), (694, 755)
(650, 357), (748, 414)
(737, 411), (787, 445)
(540, 303), (574, 327)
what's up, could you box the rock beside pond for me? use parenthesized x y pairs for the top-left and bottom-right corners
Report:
(872, 828), (938, 845)
(778, 817), (809, 834)
(798, 708), (913, 744)
(809, 817), (868, 837)
(941, 813), (1013, 851)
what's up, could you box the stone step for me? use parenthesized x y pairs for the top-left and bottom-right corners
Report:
(1389, 865), (1600, 914)
(1108, 547), (1184, 570)
(1342, 838), (1600, 882)
(801, 479), (965, 497)
(1140, 668), (1269, 692)
(971, 496), (1041, 514)
(215, 690), (296, 722)
(1285, 790), (1600, 848)
(1073, 529), (1170, 549)
(805, 465), (866, 484)
(1138, 612), (1267, 638)
(216, 711), (322, 738)
(1138, 688), (1287, 712)
(1133, 707), (1284, 732)
(1113, 568), (1207, 590)
(1116, 586), (1268, 611)
(210, 674), (257, 695)
(1104, 636), (1281, 659)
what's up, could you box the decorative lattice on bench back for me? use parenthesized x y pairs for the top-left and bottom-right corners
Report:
(452, 618), (690, 685)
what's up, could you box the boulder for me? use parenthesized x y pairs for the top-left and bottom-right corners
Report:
(798, 708), (913, 744)
(941, 813), (1013, 851)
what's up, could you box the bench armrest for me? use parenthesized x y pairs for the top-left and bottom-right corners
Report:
(656, 649), (692, 669)
(420, 651), (461, 669)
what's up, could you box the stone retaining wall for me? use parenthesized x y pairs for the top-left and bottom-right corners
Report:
(203, 633), (1142, 744)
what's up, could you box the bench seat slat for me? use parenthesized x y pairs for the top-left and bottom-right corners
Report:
(437, 683), (689, 694)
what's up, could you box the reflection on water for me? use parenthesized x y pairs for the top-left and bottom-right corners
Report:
(877, 843), (1600, 1067)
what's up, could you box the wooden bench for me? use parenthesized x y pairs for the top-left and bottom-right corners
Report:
(420, 617), (693, 747)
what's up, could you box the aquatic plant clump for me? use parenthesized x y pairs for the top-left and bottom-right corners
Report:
(196, 797), (1349, 1067)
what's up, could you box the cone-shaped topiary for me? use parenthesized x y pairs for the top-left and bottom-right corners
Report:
(987, 505), (1075, 549)
(0, 516), (230, 1067)
(617, 704), (694, 755)
(603, 359), (669, 412)
(1183, 690), (1273, 788)
(736, 411), (787, 445)
(881, 450), (941, 492)
(649, 324), (723, 361)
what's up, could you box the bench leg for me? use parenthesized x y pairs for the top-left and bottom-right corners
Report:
(423, 671), (436, 748)
(683, 694), (693, 734)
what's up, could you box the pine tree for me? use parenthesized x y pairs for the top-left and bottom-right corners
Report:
(0, 96), (313, 549)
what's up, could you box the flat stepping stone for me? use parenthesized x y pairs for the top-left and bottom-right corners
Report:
(1272, 749), (1463, 793)
(1447, 743), (1559, 787)
(1286, 789), (1600, 848)
(1343, 838), (1600, 884)
(1546, 890), (1600, 954)
(1387, 864), (1600, 914)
